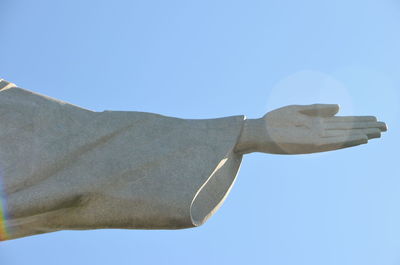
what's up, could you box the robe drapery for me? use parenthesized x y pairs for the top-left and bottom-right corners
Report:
(0, 84), (245, 240)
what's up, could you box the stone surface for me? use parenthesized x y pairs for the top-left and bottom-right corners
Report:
(235, 104), (387, 154)
(0, 79), (386, 241)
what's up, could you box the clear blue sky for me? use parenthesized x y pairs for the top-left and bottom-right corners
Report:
(1, 0), (399, 264)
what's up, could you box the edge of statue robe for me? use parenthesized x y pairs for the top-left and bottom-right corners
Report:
(0, 86), (245, 240)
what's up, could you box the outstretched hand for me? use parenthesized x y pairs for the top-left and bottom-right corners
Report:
(235, 104), (387, 155)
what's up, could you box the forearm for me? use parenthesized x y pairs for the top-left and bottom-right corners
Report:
(234, 118), (274, 154)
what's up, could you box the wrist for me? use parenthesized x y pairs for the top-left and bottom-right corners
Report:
(234, 118), (266, 154)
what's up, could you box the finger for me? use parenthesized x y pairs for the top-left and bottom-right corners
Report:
(325, 121), (387, 131)
(298, 104), (340, 117)
(322, 128), (381, 139)
(317, 135), (368, 152)
(325, 116), (377, 123)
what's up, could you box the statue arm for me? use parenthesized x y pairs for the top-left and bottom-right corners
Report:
(0, 80), (387, 241)
(235, 104), (387, 155)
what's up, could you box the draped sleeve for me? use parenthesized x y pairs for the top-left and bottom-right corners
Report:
(1, 85), (245, 239)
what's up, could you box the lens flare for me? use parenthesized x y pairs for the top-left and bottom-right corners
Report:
(0, 173), (9, 241)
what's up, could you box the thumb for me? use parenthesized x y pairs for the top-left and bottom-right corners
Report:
(298, 104), (340, 117)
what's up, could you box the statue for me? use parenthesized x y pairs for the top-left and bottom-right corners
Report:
(0, 79), (387, 241)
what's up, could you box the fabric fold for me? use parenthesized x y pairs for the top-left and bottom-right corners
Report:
(0, 86), (245, 240)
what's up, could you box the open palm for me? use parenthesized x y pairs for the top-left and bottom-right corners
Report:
(258, 104), (387, 154)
